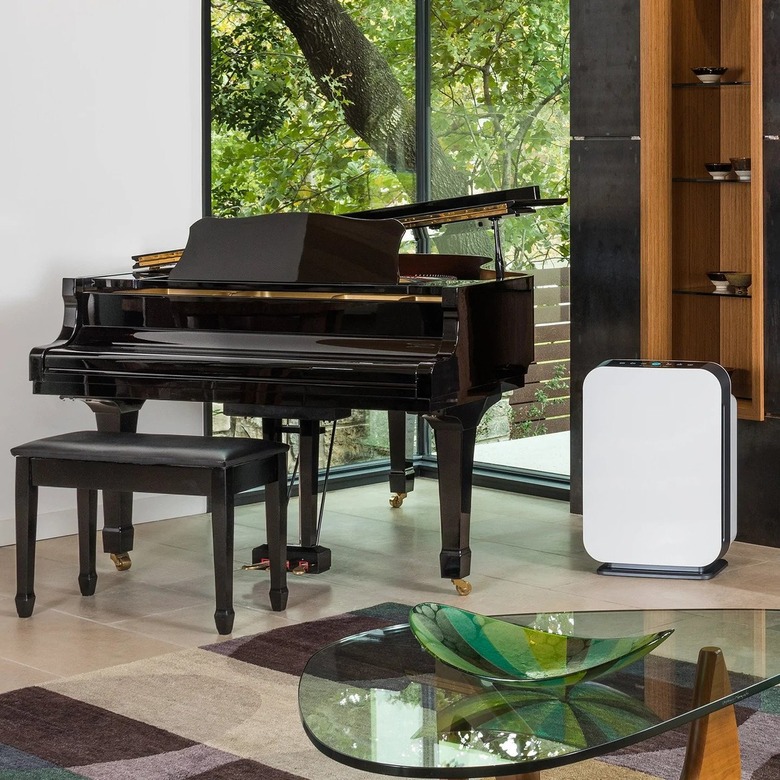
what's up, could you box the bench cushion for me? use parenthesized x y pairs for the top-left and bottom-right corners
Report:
(11, 431), (287, 468)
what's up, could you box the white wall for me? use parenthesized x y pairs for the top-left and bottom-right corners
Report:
(0, 1), (205, 545)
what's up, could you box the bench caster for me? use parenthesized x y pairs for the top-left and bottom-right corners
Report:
(452, 578), (472, 596)
(389, 492), (407, 508)
(110, 552), (132, 571)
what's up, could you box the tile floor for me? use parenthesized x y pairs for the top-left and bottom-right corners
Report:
(1, 478), (780, 693)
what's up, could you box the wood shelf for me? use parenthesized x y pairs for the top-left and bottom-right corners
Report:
(672, 177), (750, 183)
(640, 0), (763, 421)
(673, 287), (752, 298)
(672, 81), (750, 88)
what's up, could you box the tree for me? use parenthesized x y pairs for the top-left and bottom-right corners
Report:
(210, 0), (569, 268)
(210, 0), (571, 445)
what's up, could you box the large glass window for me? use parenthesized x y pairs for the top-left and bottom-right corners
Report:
(209, 0), (570, 481)
(425, 1), (570, 477)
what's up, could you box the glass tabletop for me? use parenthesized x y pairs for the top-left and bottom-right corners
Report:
(298, 608), (780, 778)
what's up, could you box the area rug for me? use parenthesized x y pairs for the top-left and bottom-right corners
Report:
(0, 603), (778, 779)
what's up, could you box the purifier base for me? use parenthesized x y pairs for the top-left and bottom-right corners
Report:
(596, 559), (728, 580)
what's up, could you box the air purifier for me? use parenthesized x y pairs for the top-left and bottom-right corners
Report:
(582, 360), (736, 579)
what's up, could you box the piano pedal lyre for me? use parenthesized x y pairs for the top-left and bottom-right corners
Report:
(109, 552), (132, 571)
(451, 578), (472, 596)
(389, 492), (407, 508)
(243, 545), (332, 576)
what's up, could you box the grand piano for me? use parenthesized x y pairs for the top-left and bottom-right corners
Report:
(29, 185), (564, 596)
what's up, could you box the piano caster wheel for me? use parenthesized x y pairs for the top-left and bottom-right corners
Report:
(389, 492), (407, 508)
(292, 565), (308, 575)
(451, 578), (472, 596)
(109, 552), (132, 571)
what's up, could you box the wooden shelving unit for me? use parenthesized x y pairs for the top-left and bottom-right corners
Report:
(640, 0), (764, 420)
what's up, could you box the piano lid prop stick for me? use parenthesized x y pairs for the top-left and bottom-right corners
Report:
(490, 216), (506, 281)
(315, 419), (338, 545)
(288, 451), (299, 500)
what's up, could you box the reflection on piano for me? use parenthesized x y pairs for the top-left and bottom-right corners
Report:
(30, 185), (564, 596)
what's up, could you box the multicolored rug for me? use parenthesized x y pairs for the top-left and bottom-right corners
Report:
(0, 603), (778, 779)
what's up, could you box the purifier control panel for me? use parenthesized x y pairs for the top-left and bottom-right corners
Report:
(605, 359), (713, 369)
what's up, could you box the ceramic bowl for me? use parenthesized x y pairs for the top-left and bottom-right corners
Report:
(730, 157), (751, 181)
(707, 270), (738, 292)
(705, 162), (732, 180)
(724, 272), (752, 295)
(692, 66), (728, 83)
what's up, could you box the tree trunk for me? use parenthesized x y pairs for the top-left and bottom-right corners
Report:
(263, 0), (469, 201)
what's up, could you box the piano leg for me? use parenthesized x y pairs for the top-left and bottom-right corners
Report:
(297, 419), (321, 548)
(84, 399), (144, 570)
(388, 410), (415, 508)
(425, 395), (499, 595)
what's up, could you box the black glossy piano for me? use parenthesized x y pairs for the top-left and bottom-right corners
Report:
(29, 185), (564, 595)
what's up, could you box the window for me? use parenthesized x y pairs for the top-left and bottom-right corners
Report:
(209, 0), (570, 484)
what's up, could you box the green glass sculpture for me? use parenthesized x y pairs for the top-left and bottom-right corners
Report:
(414, 681), (662, 754)
(409, 603), (673, 687)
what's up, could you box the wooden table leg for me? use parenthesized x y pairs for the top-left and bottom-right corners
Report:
(679, 646), (741, 780)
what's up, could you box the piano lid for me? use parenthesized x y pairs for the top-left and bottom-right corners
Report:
(347, 185), (566, 228)
(169, 212), (406, 284)
(140, 185), (566, 280)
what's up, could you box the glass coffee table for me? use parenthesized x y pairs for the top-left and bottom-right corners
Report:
(299, 608), (780, 779)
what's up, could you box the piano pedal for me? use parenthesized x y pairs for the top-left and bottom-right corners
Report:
(241, 559), (309, 575)
(389, 492), (407, 508)
(109, 552), (132, 571)
(241, 561), (270, 571)
(250, 543), (332, 575)
(451, 578), (472, 596)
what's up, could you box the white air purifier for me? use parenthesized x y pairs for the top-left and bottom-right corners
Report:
(582, 360), (736, 579)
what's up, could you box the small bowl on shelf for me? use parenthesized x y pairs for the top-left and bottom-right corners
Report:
(706, 270), (738, 293)
(705, 162), (732, 180)
(724, 272), (752, 295)
(730, 157), (751, 181)
(692, 66), (728, 83)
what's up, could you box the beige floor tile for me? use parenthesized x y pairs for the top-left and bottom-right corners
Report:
(0, 608), (182, 677)
(28, 574), (211, 624)
(112, 603), (295, 647)
(0, 658), (60, 694)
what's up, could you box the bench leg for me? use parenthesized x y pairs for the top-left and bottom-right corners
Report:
(15, 458), (37, 618)
(211, 470), (235, 635)
(77, 489), (98, 596)
(265, 451), (289, 611)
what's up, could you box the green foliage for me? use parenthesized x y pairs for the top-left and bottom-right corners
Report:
(209, 0), (572, 448)
(429, 0), (570, 267)
(211, 2), (292, 140)
(211, 0), (409, 214)
(513, 362), (570, 438)
(210, 0), (570, 269)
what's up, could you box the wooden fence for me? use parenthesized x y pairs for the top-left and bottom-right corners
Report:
(509, 266), (571, 437)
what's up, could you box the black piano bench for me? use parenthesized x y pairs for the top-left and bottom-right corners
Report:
(11, 431), (289, 635)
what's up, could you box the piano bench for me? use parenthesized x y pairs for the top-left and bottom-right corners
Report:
(11, 431), (289, 635)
